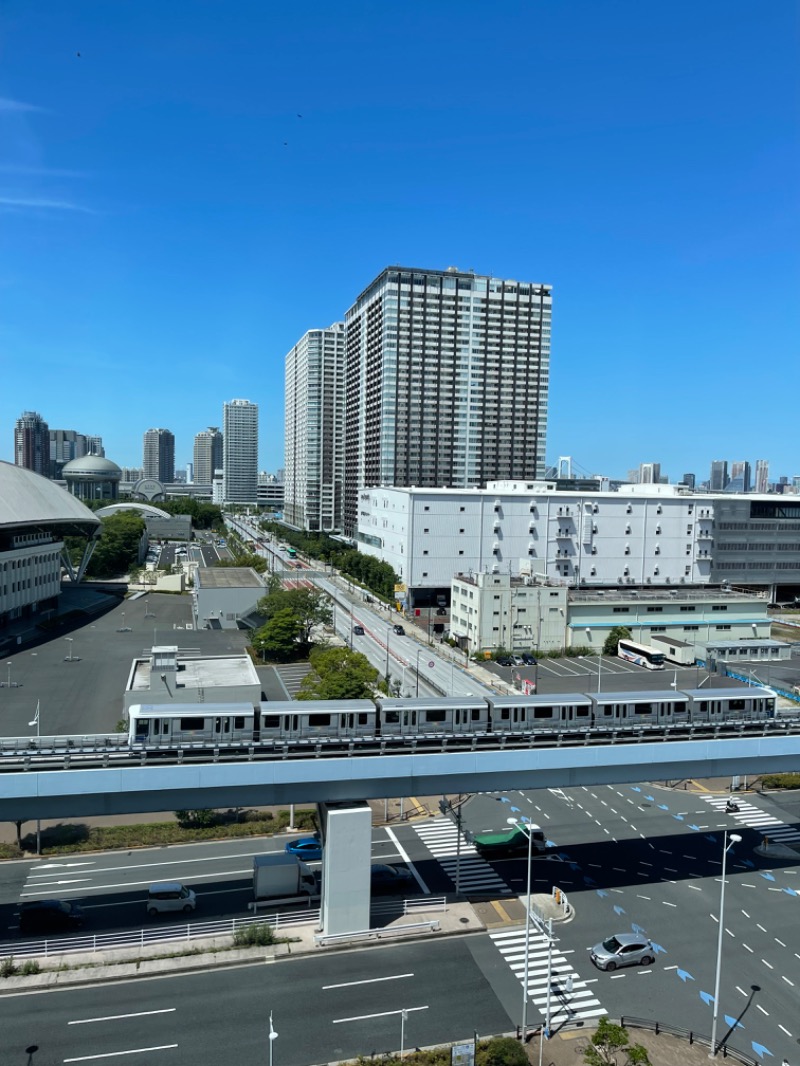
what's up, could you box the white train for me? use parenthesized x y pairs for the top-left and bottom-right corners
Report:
(127, 686), (777, 747)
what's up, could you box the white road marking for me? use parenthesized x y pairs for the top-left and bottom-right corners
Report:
(64, 1046), (178, 1062)
(778, 1024), (792, 1036)
(334, 1006), (429, 1024)
(637, 895), (651, 900)
(743, 943), (753, 953)
(384, 826), (429, 894)
(662, 902), (677, 908)
(69, 1009), (176, 1025)
(781, 977), (794, 987)
(774, 938), (785, 947)
(756, 1004), (769, 1016)
(762, 959), (774, 969)
(323, 973), (414, 990)
(687, 885), (702, 891)
(757, 924), (767, 932)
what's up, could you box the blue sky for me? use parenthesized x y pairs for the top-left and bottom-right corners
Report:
(1, 1), (798, 483)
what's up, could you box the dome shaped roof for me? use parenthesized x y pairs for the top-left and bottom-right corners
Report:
(0, 461), (100, 530)
(62, 455), (122, 480)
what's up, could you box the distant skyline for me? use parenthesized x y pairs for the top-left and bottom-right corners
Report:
(1, 2), (797, 479)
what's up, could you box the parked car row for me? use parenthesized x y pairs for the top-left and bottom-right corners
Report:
(495, 653), (537, 667)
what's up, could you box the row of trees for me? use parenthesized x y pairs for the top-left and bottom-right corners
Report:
(251, 582), (332, 661)
(65, 512), (146, 579)
(259, 523), (398, 601)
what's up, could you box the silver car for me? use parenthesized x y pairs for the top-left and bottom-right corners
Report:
(590, 933), (654, 971)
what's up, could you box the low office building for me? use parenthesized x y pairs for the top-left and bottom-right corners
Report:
(191, 567), (267, 630)
(700, 639), (793, 667)
(123, 645), (261, 712)
(449, 574), (770, 657)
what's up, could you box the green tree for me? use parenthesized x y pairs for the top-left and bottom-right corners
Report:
(583, 1018), (651, 1066)
(297, 646), (378, 700)
(478, 1037), (527, 1066)
(217, 551), (267, 573)
(86, 512), (146, 578)
(257, 588), (331, 644)
(251, 608), (304, 661)
(603, 625), (632, 656)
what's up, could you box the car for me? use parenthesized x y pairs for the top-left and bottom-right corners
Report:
(147, 882), (196, 917)
(590, 934), (654, 971)
(371, 863), (415, 892)
(496, 657), (513, 667)
(521, 653), (537, 665)
(19, 899), (85, 936)
(392, 624), (406, 635)
(353, 625), (365, 636)
(285, 835), (323, 861)
(510, 655), (524, 666)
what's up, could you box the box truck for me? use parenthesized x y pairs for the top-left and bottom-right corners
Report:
(253, 852), (318, 902)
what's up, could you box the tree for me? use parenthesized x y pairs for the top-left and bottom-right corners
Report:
(86, 512), (146, 578)
(583, 1018), (651, 1066)
(603, 625), (631, 656)
(257, 587), (331, 644)
(251, 608), (304, 661)
(297, 646), (378, 700)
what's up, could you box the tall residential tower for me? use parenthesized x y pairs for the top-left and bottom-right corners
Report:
(193, 427), (224, 485)
(342, 266), (551, 534)
(223, 399), (258, 504)
(284, 323), (345, 531)
(14, 411), (50, 476)
(142, 428), (175, 483)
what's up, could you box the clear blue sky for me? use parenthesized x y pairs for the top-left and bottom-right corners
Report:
(1, 1), (798, 483)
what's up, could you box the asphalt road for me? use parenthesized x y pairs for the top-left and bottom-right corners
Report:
(0, 938), (513, 1066)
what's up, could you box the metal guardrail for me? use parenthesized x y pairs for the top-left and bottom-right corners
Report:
(1, 910), (321, 963)
(619, 1016), (759, 1066)
(314, 919), (440, 946)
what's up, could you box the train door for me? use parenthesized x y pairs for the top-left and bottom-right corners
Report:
(282, 714), (299, 738)
(403, 708), (417, 733)
(214, 716), (232, 740)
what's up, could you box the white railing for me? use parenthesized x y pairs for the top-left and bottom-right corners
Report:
(1, 909), (321, 962)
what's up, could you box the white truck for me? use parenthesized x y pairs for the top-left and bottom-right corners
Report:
(253, 852), (318, 903)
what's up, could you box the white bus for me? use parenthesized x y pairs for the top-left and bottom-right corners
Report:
(617, 638), (666, 670)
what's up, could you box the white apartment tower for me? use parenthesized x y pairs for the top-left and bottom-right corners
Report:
(193, 427), (224, 485)
(223, 399), (258, 504)
(285, 323), (345, 531)
(142, 428), (175, 483)
(342, 267), (552, 534)
(755, 459), (769, 494)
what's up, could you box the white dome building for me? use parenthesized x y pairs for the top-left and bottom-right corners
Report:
(63, 455), (122, 502)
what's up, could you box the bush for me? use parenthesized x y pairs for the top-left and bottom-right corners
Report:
(20, 960), (40, 976)
(761, 773), (800, 790)
(478, 1037), (528, 1066)
(0, 956), (16, 978)
(233, 923), (277, 947)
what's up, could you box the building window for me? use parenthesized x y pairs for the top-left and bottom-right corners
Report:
(715, 624), (731, 631)
(683, 625), (699, 631)
(646, 606), (663, 613)
(613, 607), (630, 613)
(712, 605), (728, 612)
(680, 606), (696, 612)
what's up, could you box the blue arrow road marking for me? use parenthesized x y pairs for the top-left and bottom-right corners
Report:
(688, 824), (701, 832)
(596, 889), (609, 898)
(782, 886), (797, 896)
(705, 834), (717, 843)
(631, 786), (642, 793)
(499, 796), (510, 803)
(699, 990), (715, 1006)
(751, 1040), (773, 1058)
(645, 795), (655, 802)
(724, 1015), (744, 1031)
(651, 942), (667, 955)
(760, 872), (776, 882)
(631, 923), (646, 935)
(676, 968), (694, 983)
(674, 814), (685, 821)
(658, 804), (669, 810)
(613, 905), (625, 915)
(740, 859), (754, 868)
(583, 876), (596, 886)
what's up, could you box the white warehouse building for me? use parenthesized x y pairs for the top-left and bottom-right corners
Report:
(357, 480), (714, 606)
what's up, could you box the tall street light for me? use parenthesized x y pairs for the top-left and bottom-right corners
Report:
(268, 1011), (278, 1066)
(385, 624), (392, 683)
(28, 702), (41, 855)
(415, 648), (424, 698)
(709, 830), (742, 1058)
(508, 816), (534, 1043)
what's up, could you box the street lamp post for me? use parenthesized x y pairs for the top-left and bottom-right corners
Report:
(385, 625), (391, 683)
(508, 816), (534, 1042)
(268, 1011), (278, 1066)
(64, 638), (75, 662)
(28, 702), (41, 855)
(415, 648), (423, 698)
(709, 831), (742, 1058)
(440, 796), (469, 896)
(400, 1008), (408, 1060)
(7, 660), (12, 688)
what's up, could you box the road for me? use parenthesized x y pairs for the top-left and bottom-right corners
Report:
(0, 939), (513, 1066)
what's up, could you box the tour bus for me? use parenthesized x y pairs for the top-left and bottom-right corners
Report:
(617, 638), (666, 670)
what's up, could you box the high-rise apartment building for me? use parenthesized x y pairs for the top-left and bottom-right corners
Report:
(709, 460), (729, 492)
(638, 462), (661, 484)
(14, 411), (50, 476)
(730, 460), (752, 494)
(285, 323), (345, 531)
(223, 399), (258, 504)
(681, 472), (696, 489)
(85, 436), (105, 457)
(142, 428), (175, 483)
(193, 427), (224, 485)
(755, 459), (769, 494)
(49, 429), (88, 479)
(342, 266), (551, 534)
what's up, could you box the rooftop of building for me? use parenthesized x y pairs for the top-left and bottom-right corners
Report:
(128, 651), (260, 692)
(195, 567), (265, 589)
(362, 480), (779, 501)
(568, 585), (768, 604)
(0, 460), (101, 532)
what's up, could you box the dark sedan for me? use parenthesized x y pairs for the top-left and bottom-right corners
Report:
(371, 864), (415, 893)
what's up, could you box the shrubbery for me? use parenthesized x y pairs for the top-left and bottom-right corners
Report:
(761, 773), (800, 790)
(233, 923), (277, 947)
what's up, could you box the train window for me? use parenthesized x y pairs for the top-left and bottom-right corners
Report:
(308, 714), (332, 727)
(634, 704), (653, 715)
(471, 708), (481, 720)
(234, 716), (245, 729)
(575, 707), (590, 717)
(282, 716), (291, 731)
(384, 711), (400, 724)
(179, 717), (205, 731)
(533, 707), (554, 719)
(136, 719), (151, 736)
(729, 699), (745, 711)
(426, 709), (447, 723)
(358, 713), (370, 725)
(498, 708), (510, 720)
(674, 703), (687, 714)
(601, 707), (613, 716)
(694, 702), (707, 715)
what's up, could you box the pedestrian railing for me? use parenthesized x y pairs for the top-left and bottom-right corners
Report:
(315, 919), (440, 947)
(1, 909), (321, 963)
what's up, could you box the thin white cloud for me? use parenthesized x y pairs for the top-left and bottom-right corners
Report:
(0, 97), (45, 113)
(0, 164), (88, 178)
(0, 195), (93, 213)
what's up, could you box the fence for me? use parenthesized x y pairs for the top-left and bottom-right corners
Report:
(619, 1016), (760, 1066)
(1, 909), (321, 963)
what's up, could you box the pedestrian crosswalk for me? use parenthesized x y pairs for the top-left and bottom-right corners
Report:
(702, 796), (800, 846)
(413, 818), (512, 895)
(490, 928), (607, 1027)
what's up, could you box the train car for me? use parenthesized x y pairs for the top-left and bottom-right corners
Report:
(128, 703), (256, 745)
(486, 694), (592, 733)
(377, 697), (489, 736)
(684, 686), (775, 723)
(589, 690), (689, 727)
(257, 700), (376, 741)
